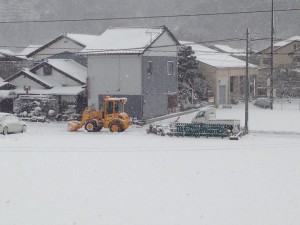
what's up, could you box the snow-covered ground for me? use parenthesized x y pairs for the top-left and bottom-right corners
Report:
(1, 102), (300, 225)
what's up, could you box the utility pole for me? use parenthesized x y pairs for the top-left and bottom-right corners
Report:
(270, 0), (274, 110)
(245, 28), (249, 134)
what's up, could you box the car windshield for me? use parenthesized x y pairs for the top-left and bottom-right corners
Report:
(196, 111), (205, 117)
(0, 114), (8, 122)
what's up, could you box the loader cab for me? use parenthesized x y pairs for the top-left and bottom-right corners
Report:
(103, 98), (126, 116)
(101, 96), (128, 128)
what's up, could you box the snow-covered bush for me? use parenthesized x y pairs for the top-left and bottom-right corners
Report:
(14, 95), (59, 119)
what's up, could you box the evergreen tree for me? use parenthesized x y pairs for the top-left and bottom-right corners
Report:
(274, 65), (298, 98)
(178, 45), (211, 109)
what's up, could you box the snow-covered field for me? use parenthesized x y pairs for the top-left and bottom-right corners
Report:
(1, 102), (300, 225)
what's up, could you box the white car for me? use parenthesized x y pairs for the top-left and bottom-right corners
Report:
(0, 113), (27, 135)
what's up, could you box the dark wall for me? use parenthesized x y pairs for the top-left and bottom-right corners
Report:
(142, 56), (178, 119)
(0, 60), (34, 80)
(0, 99), (14, 113)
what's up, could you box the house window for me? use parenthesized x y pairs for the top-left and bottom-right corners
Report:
(147, 61), (153, 75)
(167, 61), (174, 75)
(258, 88), (267, 97)
(230, 76), (235, 93)
(262, 58), (271, 65)
(43, 64), (52, 75)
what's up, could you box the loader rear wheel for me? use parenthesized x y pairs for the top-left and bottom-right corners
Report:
(109, 121), (121, 133)
(85, 120), (97, 132)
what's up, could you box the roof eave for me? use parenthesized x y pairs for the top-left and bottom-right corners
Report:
(142, 26), (179, 54)
(27, 34), (86, 58)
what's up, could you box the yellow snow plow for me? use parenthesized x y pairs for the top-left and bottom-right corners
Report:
(67, 96), (130, 132)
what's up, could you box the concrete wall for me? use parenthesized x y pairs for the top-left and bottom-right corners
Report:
(87, 55), (142, 109)
(32, 37), (84, 62)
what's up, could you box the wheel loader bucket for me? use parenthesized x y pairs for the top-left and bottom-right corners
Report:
(67, 121), (81, 132)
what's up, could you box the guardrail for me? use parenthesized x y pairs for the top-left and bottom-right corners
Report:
(174, 123), (228, 138)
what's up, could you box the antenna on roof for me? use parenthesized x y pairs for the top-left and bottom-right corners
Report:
(146, 29), (161, 44)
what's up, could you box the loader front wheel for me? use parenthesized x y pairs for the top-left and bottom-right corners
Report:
(85, 120), (97, 132)
(109, 121), (121, 133)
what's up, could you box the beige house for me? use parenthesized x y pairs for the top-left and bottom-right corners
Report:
(289, 46), (300, 66)
(181, 42), (258, 107)
(259, 36), (300, 67)
(258, 36), (300, 97)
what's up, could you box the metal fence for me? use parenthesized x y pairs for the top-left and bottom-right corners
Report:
(273, 98), (300, 110)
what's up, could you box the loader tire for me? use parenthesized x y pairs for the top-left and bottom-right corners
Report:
(109, 121), (121, 133)
(85, 120), (97, 132)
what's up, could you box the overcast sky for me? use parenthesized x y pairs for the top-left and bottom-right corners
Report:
(0, 0), (299, 51)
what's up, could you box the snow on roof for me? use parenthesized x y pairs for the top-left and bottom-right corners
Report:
(81, 27), (165, 55)
(18, 45), (42, 58)
(214, 44), (246, 56)
(0, 81), (6, 88)
(180, 41), (257, 69)
(65, 33), (100, 47)
(46, 59), (87, 83)
(15, 86), (85, 96)
(0, 81), (10, 88)
(0, 77), (16, 89)
(26, 34), (101, 58)
(0, 49), (15, 56)
(292, 68), (300, 73)
(0, 90), (17, 100)
(274, 36), (300, 47)
(21, 68), (54, 88)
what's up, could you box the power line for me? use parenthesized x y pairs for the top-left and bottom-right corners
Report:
(0, 8), (299, 24)
(0, 37), (287, 57)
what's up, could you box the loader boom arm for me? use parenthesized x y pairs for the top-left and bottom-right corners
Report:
(67, 108), (102, 132)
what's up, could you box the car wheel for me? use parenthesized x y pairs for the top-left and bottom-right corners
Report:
(22, 125), (27, 133)
(3, 127), (8, 135)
